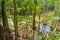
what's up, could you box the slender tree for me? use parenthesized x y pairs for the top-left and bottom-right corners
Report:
(33, 0), (36, 31)
(32, 0), (36, 40)
(2, 0), (12, 40)
(13, 0), (18, 40)
(38, 0), (42, 28)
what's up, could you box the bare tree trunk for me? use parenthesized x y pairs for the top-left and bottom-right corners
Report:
(2, 0), (8, 40)
(13, 0), (18, 40)
(2, 0), (12, 40)
(32, 0), (36, 40)
(0, 24), (4, 40)
(33, 0), (36, 31)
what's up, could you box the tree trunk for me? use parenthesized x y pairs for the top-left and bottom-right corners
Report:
(13, 0), (18, 40)
(32, 0), (36, 40)
(0, 24), (4, 40)
(2, 0), (12, 40)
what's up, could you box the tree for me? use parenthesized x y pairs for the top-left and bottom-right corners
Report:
(0, 24), (4, 40)
(32, 0), (36, 40)
(2, 0), (12, 40)
(13, 0), (18, 40)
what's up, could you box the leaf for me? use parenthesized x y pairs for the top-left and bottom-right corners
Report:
(6, 0), (13, 3)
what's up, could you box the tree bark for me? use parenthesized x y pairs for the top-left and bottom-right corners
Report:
(0, 24), (4, 40)
(32, 0), (36, 40)
(2, 0), (12, 40)
(13, 0), (18, 40)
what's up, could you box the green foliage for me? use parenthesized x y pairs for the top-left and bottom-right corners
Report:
(57, 10), (60, 16)
(28, 37), (34, 40)
(6, 0), (13, 3)
(36, 29), (42, 35)
(0, 5), (2, 21)
(49, 31), (60, 40)
(0, 0), (2, 3)
(0, 0), (60, 40)
(9, 28), (15, 32)
(28, 30), (60, 40)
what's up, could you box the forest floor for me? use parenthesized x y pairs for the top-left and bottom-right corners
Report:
(10, 11), (60, 40)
